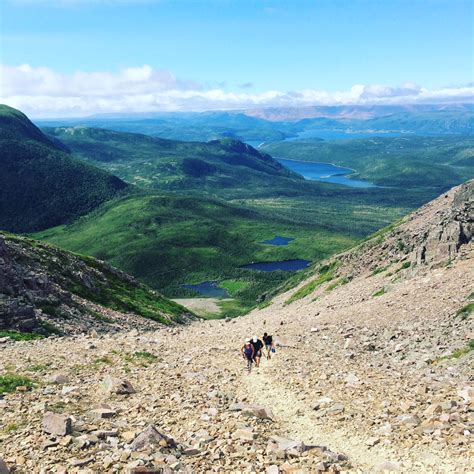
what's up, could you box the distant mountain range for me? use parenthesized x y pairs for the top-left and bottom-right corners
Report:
(36, 104), (474, 144)
(243, 103), (474, 121)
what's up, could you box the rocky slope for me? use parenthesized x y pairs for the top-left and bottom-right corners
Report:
(0, 232), (192, 335)
(0, 182), (472, 473)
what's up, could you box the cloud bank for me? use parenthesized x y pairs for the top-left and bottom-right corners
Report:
(1, 64), (472, 117)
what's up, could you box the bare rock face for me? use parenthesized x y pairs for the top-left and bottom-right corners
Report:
(101, 376), (136, 395)
(130, 425), (175, 451)
(43, 412), (72, 436)
(416, 182), (473, 266)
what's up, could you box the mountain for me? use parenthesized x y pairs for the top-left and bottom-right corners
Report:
(0, 105), (129, 233)
(39, 111), (294, 143)
(42, 126), (305, 197)
(0, 181), (471, 473)
(0, 231), (192, 336)
(244, 103), (474, 121)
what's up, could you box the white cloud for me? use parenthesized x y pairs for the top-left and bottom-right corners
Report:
(0, 64), (472, 117)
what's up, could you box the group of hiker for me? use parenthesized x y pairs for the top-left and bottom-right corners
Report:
(241, 333), (275, 372)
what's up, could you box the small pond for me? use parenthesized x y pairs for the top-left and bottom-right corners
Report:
(259, 236), (295, 246)
(182, 281), (229, 298)
(240, 259), (311, 272)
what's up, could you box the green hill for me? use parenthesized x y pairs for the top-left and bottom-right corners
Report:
(0, 105), (129, 233)
(43, 126), (304, 197)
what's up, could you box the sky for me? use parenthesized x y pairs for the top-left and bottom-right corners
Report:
(0, 0), (473, 117)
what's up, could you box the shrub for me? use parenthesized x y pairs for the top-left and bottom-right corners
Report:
(0, 375), (34, 394)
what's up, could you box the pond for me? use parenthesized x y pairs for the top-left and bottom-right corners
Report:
(240, 259), (311, 272)
(182, 281), (229, 298)
(277, 158), (377, 188)
(259, 236), (295, 246)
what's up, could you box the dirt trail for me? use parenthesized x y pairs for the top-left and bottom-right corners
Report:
(239, 354), (463, 473)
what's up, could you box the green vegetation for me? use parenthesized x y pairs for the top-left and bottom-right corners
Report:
(0, 374), (34, 394)
(436, 340), (474, 362)
(43, 127), (301, 197)
(372, 288), (387, 298)
(27, 363), (52, 372)
(371, 265), (390, 276)
(0, 331), (44, 341)
(456, 303), (473, 320)
(326, 276), (350, 292)
(34, 194), (356, 313)
(0, 105), (128, 233)
(284, 261), (339, 305)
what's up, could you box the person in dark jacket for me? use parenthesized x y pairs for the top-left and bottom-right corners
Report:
(251, 335), (264, 367)
(263, 332), (273, 359)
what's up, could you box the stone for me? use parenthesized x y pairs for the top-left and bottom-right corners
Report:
(43, 412), (72, 436)
(241, 404), (274, 420)
(48, 373), (69, 384)
(69, 457), (94, 467)
(344, 373), (360, 385)
(233, 428), (255, 441)
(396, 414), (420, 426)
(0, 458), (9, 474)
(92, 408), (117, 419)
(267, 436), (306, 455)
(366, 436), (380, 447)
(101, 376), (135, 395)
(458, 386), (473, 403)
(130, 425), (175, 451)
(267, 465), (279, 474)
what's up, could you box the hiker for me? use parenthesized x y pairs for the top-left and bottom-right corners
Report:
(251, 335), (264, 367)
(263, 332), (273, 359)
(241, 338), (254, 373)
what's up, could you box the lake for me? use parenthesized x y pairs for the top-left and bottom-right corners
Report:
(182, 281), (229, 298)
(277, 158), (377, 188)
(240, 259), (311, 272)
(259, 236), (295, 246)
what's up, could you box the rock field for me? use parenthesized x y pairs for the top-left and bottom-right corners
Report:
(0, 182), (472, 473)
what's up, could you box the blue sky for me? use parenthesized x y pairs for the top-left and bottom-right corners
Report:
(1, 0), (472, 116)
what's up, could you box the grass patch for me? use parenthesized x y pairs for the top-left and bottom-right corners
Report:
(132, 351), (158, 362)
(0, 375), (34, 394)
(220, 279), (249, 297)
(370, 265), (390, 276)
(456, 303), (473, 320)
(326, 276), (351, 292)
(284, 261), (339, 305)
(88, 309), (113, 323)
(436, 340), (474, 362)
(0, 331), (44, 341)
(395, 261), (411, 273)
(372, 288), (386, 298)
(3, 423), (20, 433)
(27, 363), (52, 372)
